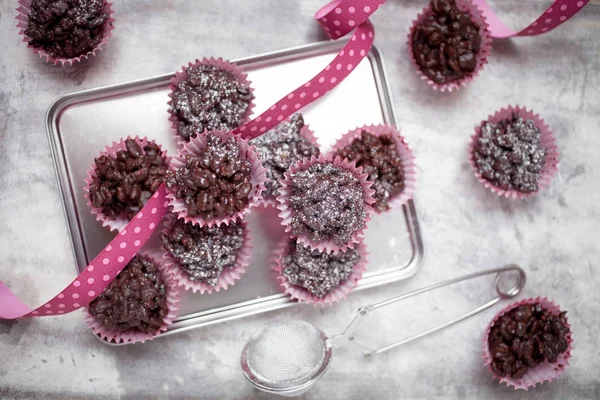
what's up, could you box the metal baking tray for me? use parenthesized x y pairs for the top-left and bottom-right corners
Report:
(46, 40), (425, 342)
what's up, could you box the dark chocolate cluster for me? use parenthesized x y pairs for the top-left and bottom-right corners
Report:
(161, 218), (245, 286)
(25, 0), (109, 59)
(473, 115), (547, 193)
(170, 64), (254, 142)
(250, 114), (320, 199)
(283, 240), (359, 298)
(165, 134), (253, 219)
(289, 163), (366, 246)
(334, 131), (404, 212)
(411, 0), (481, 84)
(89, 139), (167, 220)
(488, 303), (570, 380)
(88, 256), (169, 334)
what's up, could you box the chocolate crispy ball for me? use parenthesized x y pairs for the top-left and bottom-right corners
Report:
(289, 162), (366, 247)
(283, 240), (360, 298)
(25, 0), (109, 59)
(170, 64), (254, 142)
(335, 131), (404, 212)
(161, 218), (245, 286)
(488, 303), (570, 380)
(411, 0), (481, 84)
(165, 134), (254, 220)
(250, 114), (320, 199)
(88, 255), (169, 335)
(89, 139), (167, 220)
(473, 114), (547, 193)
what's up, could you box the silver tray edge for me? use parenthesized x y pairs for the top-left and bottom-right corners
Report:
(45, 40), (425, 344)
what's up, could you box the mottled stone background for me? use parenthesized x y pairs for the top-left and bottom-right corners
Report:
(0, 0), (599, 399)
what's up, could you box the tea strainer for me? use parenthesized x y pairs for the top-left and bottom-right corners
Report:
(240, 265), (526, 397)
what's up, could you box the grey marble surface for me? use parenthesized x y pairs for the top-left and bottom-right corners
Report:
(1, 0), (599, 399)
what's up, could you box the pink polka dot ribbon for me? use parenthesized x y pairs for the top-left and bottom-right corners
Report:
(474, 0), (589, 38)
(0, 187), (168, 319)
(234, 0), (382, 139)
(2, 0), (587, 320)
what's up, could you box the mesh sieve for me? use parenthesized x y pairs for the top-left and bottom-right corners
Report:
(241, 319), (332, 395)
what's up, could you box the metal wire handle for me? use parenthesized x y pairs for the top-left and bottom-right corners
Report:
(330, 265), (526, 357)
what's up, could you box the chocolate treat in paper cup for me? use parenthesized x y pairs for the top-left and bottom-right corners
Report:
(272, 238), (368, 306)
(165, 130), (267, 227)
(408, 0), (492, 92)
(483, 297), (573, 390)
(469, 105), (559, 199)
(250, 113), (320, 207)
(331, 124), (416, 213)
(276, 154), (375, 254)
(160, 213), (252, 293)
(168, 58), (255, 146)
(16, 0), (115, 66)
(85, 252), (179, 344)
(84, 136), (170, 232)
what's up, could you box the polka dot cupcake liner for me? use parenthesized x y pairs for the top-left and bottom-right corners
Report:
(483, 297), (573, 390)
(16, 0), (115, 66)
(167, 57), (256, 148)
(255, 120), (321, 208)
(84, 136), (171, 233)
(160, 213), (253, 294)
(407, 0), (493, 92)
(271, 237), (368, 306)
(84, 251), (180, 344)
(468, 105), (559, 199)
(276, 153), (376, 255)
(329, 124), (416, 214)
(166, 130), (268, 228)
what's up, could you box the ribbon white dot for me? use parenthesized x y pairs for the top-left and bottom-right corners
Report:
(88, 278), (95, 284)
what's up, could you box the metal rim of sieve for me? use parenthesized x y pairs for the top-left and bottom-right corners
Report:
(240, 321), (333, 395)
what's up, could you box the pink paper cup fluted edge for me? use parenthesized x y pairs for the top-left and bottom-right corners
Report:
(329, 124), (416, 213)
(84, 136), (171, 233)
(160, 213), (252, 294)
(16, 0), (115, 66)
(272, 238), (368, 306)
(167, 58), (256, 148)
(276, 154), (376, 254)
(255, 121), (321, 208)
(84, 252), (180, 344)
(483, 297), (573, 390)
(166, 130), (267, 227)
(468, 105), (559, 199)
(407, 0), (492, 92)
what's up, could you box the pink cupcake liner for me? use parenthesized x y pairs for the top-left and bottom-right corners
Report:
(407, 0), (492, 92)
(84, 252), (180, 344)
(272, 238), (368, 306)
(16, 0), (115, 66)
(167, 58), (256, 148)
(166, 130), (268, 227)
(255, 121), (321, 208)
(160, 213), (252, 294)
(276, 154), (376, 254)
(84, 136), (171, 232)
(329, 124), (416, 213)
(483, 297), (573, 390)
(468, 105), (559, 199)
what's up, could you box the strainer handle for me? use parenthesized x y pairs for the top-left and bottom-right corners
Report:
(333, 265), (526, 356)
